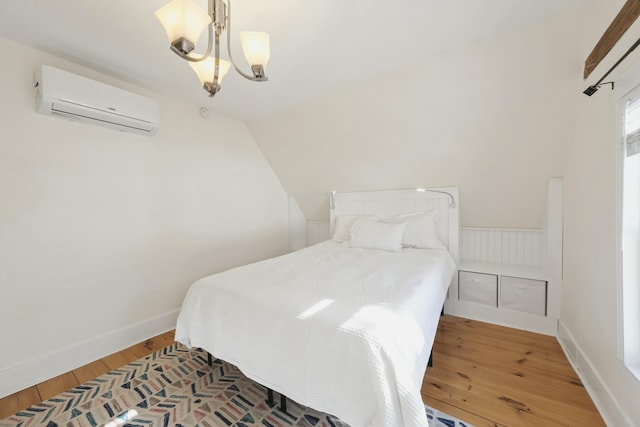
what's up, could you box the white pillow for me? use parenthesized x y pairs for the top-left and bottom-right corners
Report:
(333, 215), (372, 242)
(348, 218), (407, 252)
(382, 211), (445, 249)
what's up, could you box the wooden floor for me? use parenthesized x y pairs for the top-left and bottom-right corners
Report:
(423, 316), (605, 426)
(0, 316), (605, 426)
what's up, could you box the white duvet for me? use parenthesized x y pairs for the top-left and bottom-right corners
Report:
(175, 241), (456, 427)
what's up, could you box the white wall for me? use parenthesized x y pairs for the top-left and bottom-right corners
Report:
(247, 10), (581, 228)
(561, 1), (640, 424)
(0, 36), (289, 397)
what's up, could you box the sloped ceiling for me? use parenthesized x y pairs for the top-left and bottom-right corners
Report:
(0, 0), (592, 120)
(248, 1), (604, 228)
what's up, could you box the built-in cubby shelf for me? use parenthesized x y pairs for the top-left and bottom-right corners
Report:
(445, 178), (563, 336)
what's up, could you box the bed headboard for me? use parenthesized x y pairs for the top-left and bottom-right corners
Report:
(329, 187), (459, 263)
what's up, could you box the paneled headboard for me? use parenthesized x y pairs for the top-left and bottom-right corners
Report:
(329, 187), (460, 264)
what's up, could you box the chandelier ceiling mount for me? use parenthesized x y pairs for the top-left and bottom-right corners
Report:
(155, 0), (270, 98)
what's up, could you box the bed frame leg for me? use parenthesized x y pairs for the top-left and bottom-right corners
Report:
(279, 394), (287, 413)
(207, 352), (213, 367)
(265, 388), (287, 413)
(266, 388), (275, 407)
(430, 303), (443, 368)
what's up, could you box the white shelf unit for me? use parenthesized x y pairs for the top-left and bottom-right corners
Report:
(446, 178), (563, 336)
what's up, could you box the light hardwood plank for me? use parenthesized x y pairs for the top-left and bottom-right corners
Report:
(426, 397), (506, 427)
(72, 359), (111, 384)
(150, 330), (176, 349)
(36, 372), (79, 401)
(432, 351), (593, 410)
(101, 349), (138, 371)
(425, 357), (601, 426)
(438, 316), (561, 352)
(0, 387), (41, 419)
(424, 377), (565, 427)
(434, 337), (580, 382)
(102, 331), (176, 370)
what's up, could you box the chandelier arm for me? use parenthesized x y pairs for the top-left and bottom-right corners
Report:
(225, 0), (267, 81)
(211, 31), (221, 97)
(173, 22), (214, 63)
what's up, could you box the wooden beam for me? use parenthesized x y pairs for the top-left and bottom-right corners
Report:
(584, 0), (640, 79)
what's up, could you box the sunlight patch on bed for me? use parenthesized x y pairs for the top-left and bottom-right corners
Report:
(297, 299), (334, 319)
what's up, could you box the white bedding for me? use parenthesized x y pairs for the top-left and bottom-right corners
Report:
(175, 240), (456, 427)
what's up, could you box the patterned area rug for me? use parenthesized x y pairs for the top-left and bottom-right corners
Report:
(0, 343), (472, 427)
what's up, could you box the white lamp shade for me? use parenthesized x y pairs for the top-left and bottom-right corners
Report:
(155, 0), (210, 45)
(240, 32), (270, 67)
(189, 57), (232, 85)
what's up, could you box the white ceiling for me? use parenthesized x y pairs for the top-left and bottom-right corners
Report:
(0, 0), (592, 120)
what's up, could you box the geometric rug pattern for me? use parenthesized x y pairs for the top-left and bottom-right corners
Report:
(0, 343), (472, 427)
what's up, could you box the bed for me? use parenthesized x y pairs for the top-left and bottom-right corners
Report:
(175, 188), (459, 427)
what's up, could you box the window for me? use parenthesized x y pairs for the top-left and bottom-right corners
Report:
(621, 88), (640, 379)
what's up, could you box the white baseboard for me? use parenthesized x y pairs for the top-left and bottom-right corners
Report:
(447, 300), (558, 336)
(0, 310), (179, 399)
(557, 320), (634, 427)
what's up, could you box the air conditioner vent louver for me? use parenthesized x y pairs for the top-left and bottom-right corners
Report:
(35, 65), (159, 136)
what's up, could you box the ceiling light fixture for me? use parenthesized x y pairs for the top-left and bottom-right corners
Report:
(155, 0), (270, 97)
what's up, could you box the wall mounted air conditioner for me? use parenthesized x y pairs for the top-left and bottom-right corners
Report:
(35, 65), (160, 136)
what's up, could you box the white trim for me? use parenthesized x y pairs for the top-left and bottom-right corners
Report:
(545, 177), (564, 323)
(613, 53), (640, 365)
(307, 221), (330, 246)
(455, 296), (557, 336)
(460, 227), (543, 267)
(288, 194), (308, 251)
(558, 321), (634, 427)
(0, 310), (179, 399)
(616, 89), (626, 361)
(617, 82), (640, 376)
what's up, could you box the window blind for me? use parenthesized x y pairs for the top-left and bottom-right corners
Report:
(625, 96), (640, 157)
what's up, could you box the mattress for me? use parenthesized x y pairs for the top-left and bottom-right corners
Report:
(175, 240), (456, 427)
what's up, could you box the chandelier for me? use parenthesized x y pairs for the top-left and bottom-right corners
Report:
(155, 0), (270, 97)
